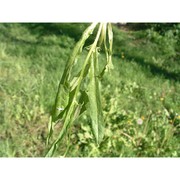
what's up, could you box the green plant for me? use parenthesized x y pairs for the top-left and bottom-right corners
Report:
(45, 23), (113, 157)
(1, 23), (179, 157)
(146, 28), (177, 59)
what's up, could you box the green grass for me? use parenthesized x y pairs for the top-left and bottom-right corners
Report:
(0, 23), (179, 157)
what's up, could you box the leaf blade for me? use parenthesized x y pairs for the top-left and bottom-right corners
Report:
(88, 50), (104, 144)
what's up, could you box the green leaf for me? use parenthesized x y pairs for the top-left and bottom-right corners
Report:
(46, 91), (78, 157)
(52, 23), (98, 123)
(107, 23), (114, 70)
(47, 23), (98, 145)
(46, 23), (105, 157)
(98, 23), (107, 47)
(87, 50), (104, 145)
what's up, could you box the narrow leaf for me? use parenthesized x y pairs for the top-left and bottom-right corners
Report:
(88, 50), (104, 145)
(52, 23), (98, 123)
(107, 23), (114, 70)
(46, 88), (78, 157)
(47, 23), (98, 144)
(46, 23), (104, 156)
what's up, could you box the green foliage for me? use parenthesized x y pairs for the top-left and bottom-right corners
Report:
(145, 28), (177, 58)
(67, 115), (180, 157)
(0, 23), (179, 157)
(59, 78), (180, 157)
(88, 50), (104, 144)
(45, 23), (114, 156)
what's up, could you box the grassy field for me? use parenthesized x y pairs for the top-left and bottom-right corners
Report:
(0, 23), (180, 157)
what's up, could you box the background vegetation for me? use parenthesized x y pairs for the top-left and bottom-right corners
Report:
(0, 23), (179, 157)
